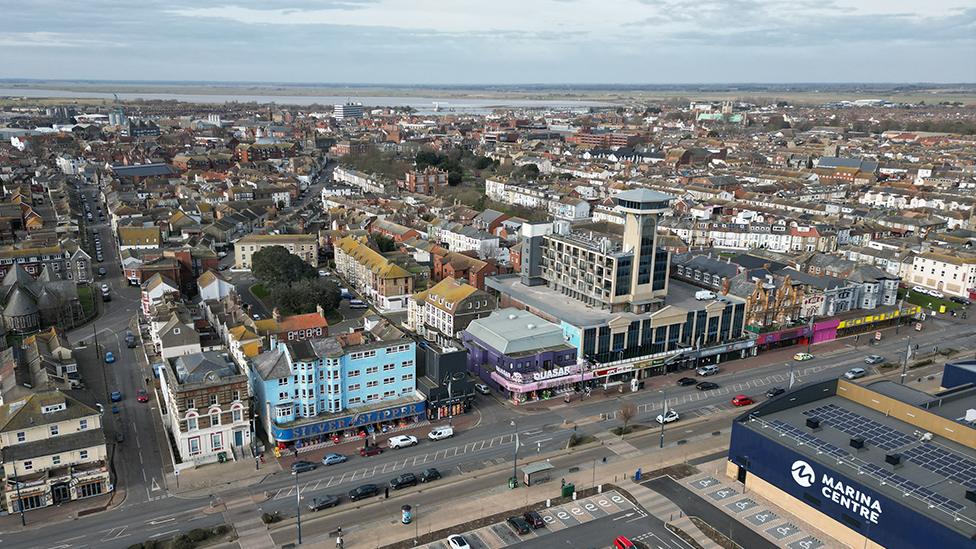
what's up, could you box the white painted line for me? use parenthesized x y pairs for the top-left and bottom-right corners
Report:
(149, 529), (178, 539)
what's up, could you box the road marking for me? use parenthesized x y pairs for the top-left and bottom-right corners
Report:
(613, 512), (635, 521)
(150, 529), (178, 539)
(148, 517), (176, 526)
(324, 476), (336, 488)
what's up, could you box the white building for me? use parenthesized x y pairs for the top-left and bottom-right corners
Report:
(909, 251), (976, 297)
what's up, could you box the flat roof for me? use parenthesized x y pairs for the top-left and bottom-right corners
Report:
(739, 379), (976, 537)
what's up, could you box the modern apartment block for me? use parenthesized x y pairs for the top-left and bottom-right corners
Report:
(333, 103), (364, 121)
(0, 391), (111, 512)
(234, 234), (319, 269)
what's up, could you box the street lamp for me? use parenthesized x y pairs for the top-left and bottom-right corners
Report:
(12, 461), (26, 526)
(787, 362), (795, 390)
(659, 389), (667, 449)
(510, 419), (519, 488)
(292, 469), (303, 545)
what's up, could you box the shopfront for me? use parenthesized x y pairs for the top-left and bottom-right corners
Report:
(835, 306), (921, 338)
(270, 400), (427, 451)
(490, 364), (595, 405)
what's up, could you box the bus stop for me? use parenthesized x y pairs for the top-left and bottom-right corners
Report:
(521, 461), (554, 487)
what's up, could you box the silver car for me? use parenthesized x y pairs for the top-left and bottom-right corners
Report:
(844, 368), (867, 380)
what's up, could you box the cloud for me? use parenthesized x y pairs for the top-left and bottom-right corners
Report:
(0, 31), (125, 48)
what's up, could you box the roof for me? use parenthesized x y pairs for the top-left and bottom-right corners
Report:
(251, 348), (290, 380)
(424, 277), (481, 313)
(614, 188), (676, 203)
(336, 236), (412, 279)
(237, 233), (317, 244)
(464, 308), (569, 355)
(0, 390), (98, 432)
(278, 312), (328, 333)
(111, 163), (176, 178)
(170, 352), (240, 385)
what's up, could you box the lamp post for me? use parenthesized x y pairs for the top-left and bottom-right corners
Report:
(510, 419), (519, 487)
(787, 362), (795, 390)
(293, 469), (303, 545)
(12, 460), (26, 526)
(659, 389), (667, 449)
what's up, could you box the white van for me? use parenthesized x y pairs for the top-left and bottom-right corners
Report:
(349, 299), (368, 309)
(428, 426), (454, 441)
(695, 290), (717, 300)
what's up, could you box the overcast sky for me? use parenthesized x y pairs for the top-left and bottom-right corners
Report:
(1, 0), (974, 84)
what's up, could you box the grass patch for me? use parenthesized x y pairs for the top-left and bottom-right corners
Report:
(250, 283), (269, 299)
(900, 289), (961, 312)
(567, 433), (596, 448)
(689, 516), (744, 549)
(78, 285), (96, 318)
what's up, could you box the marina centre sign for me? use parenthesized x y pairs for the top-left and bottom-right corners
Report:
(791, 460), (882, 525)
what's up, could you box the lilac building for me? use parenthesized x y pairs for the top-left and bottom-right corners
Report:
(462, 308), (579, 405)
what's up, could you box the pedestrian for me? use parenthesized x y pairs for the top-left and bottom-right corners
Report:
(336, 535), (343, 549)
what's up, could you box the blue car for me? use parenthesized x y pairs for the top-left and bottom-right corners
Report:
(110, 391), (122, 402)
(322, 453), (347, 466)
(105, 351), (115, 363)
(111, 405), (120, 414)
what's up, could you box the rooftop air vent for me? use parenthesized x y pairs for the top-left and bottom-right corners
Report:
(850, 436), (865, 450)
(885, 453), (902, 466)
(966, 490), (976, 504)
(806, 417), (821, 430)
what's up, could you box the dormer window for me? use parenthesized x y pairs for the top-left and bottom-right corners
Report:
(173, 328), (181, 335)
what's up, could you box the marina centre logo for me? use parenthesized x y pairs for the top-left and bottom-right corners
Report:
(791, 460), (816, 488)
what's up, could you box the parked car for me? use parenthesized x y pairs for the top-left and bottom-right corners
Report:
(348, 299), (368, 309)
(765, 387), (785, 398)
(100, 283), (110, 293)
(428, 426), (454, 440)
(390, 473), (418, 490)
(102, 292), (111, 302)
(676, 377), (697, 386)
(291, 461), (316, 473)
(322, 453), (347, 466)
(97, 267), (107, 277)
(126, 331), (137, 348)
(388, 435), (418, 449)
(506, 516), (532, 535)
(656, 409), (680, 424)
(111, 404), (120, 414)
(110, 391), (122, 402)
(218, 264), (230, 271)
(523, 510), (545, 528)
(731, 395), (754, 407)
(360, 445), (383, 457)
(614, 536), (636, 549)
(348, 483), (379, 501)
(912, 286), (929, 295)
(446, 534), (471, 549)
(104, 351), (115, 363)
(929, 290), (945, 299)
(696, 365), (720, 376)
(949, 296), (971, 305)
(474, 383), (491, 395)
(793, 352), (814, 361)
(308, 495), (340, 511)
(844, 367), (867, 380)
(136, 389), (149, 402)
(318, 270), (331, 277)
(864, 355), (885, 365)
(115, 432), (124, 443)
(696, 381), (719, 391)
(419, 468), (441, 483)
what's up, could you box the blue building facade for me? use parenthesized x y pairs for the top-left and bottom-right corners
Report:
(250, 335), (424, 448)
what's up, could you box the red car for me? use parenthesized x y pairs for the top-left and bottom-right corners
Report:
(614, 536), (636, 549)
(136, 389), (150, 402)
(731, 394), (754, 407)
(360, 445), (383, 457)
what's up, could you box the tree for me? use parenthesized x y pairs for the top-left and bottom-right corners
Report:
(374, 234), (397, 253)
(251, 245), (317, 287)
(514, 163), (540, 180)
(270, 278), (341, 316)
(474, 156), (494, 170)
(619, 402), (637, 436)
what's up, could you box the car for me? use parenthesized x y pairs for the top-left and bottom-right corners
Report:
(291, 460), (316, 473)
(676, 377), (697, 386)
(102, 292), (112, 302)
(696, 365), (720, 376)
(656, 409), (680, 424)
(864, 355), (885, 365)
(506, 516), (532, 535)
(97, 267), (107, 277)
(419, 468), (441, 483)
(104, 351), (115, 363)
(348, 299), (368, 309)
(136, 389), (149, 402)
(348, 483), (379, 501)
(844, 367), (867, 380)
(428, 426), (454, 440)
(912, 286), (929, 295)
(474, 383), (491, 395)
(360, 445), (383, 457)
(126, 332), (137, 348)
(318, 270), (331, 277)
(696, 381), (719, 391)
(110, 405), (120, 414)
(321, 453), (347, 466)
(388, 435), (418, 449)
(218, 264), (230, 271)
(308, 495), (340, 511)
(446, 534), (471, 549)
(96, 254), (104, 262)
(115, 432), (124, 443)
(765, 387), (785, 398)
(100, 283), (110, 293)
(949, 296), (971, 305)
(110, 391), (122, 402)
(614, 536), (636, 549)
(731, 395), (754, 407)
(793, 352), (814, 361)
(390, 473), (418, 490)
(523, 510), (545, 528)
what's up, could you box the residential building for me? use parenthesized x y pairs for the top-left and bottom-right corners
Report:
(141, 273), (180, 317)
(909, 251), (976, 297)
(334, 235), (415, 311)
(158, 352), (251, 464)
(197, 270), (234, 302)
(438, 225), (500, 260)
(400, 167), (448, 194)
(409, 277), (496, 346)
(234, 234), (319, 269)
(0, 391), (111, 512)
(333, 103), (364, 120)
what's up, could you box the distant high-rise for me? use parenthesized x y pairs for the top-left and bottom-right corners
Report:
(334, 103), (364, 121)
(108, 108), (127, 126)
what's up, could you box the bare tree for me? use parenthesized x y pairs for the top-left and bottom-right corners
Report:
(620, 402), (637, 435)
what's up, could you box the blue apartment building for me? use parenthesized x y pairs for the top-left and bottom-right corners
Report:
(249, 331), (424, 450)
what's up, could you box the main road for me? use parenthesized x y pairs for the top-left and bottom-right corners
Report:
(3, 313), (971, 549)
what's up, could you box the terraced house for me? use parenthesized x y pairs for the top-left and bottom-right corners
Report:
(334, 235), (415, 311)
(408, 277), (496, 346)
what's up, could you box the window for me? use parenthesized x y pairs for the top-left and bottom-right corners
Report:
(366, 366), (379, 374)
(348, 397), (362, 405)
(383, 377), (395, 385)
(348, 383), (361, 391)
(383, 390), (396, 398)
(366, 393), (379, 401)
(79, 419), (88, 430)
(402, 360), (414, 368)
(383, 363), (395, 371)
(278, 391), (288, 400)
(211, 433), (223, 451)
(16, 431), (25, 443)
(232, 390), (240, 401)
(24, 460), (33, 471)
(275, 406), (291, 419)
(187, 417), (198, 431)
(211, 413), (220, 427)
(401, 374), (414, 381)
(52, 455), (61, 465)
(232, 409), (243, 422)
(188, 437), (201, 456)
(278, 377), (288, 386)
(366, 380), (379, 388)
(347, 370), (360, 377)
(50, 425), (59, 436)
(187, 398), (195, 409)
(210, 394), (218, 406)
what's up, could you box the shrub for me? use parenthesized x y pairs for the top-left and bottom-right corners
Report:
(261, 512), (280, 524)
(188, 529), (209, 542)
(910, 359), (933, 369)
(172, 535), (194, 549)
(212, 525), (230, 536)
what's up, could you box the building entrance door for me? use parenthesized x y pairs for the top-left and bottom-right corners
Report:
(234, 429), (244, 447)
(52, 482), (70, 504)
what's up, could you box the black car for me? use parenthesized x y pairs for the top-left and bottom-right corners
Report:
(390, 473), (418, 490)
(507, 516), (532, 535)
(308, 495), (340, 511)
(676, 377), (697, 386)
(291, 460), (316, 473)
(419, 468), (441, 483)
(348, 483), (379, 501)
(950, 296), (971, 305)
(523, 511), (544, 529)
(97, 267), (108, 277)
(696, 381), (719, 391)
(765, 387), (785, 398)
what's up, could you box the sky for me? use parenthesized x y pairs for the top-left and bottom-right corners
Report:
(0, 0), (974, 84)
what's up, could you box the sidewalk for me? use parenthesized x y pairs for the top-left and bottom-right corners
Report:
(0, 486), (125, 532)
(169, 457), (278, 499)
